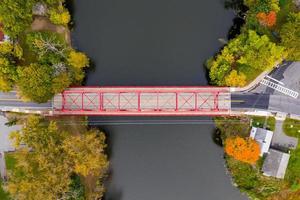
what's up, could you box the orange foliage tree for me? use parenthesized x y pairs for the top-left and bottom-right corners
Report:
(256, 11), (277, 27)
(225, 136), (260, 164)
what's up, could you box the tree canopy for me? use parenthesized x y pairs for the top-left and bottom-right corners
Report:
(225, 136), (260, 164)
(280, 12), (300, 61)
(209, 30), (286, 86)
(7, 116), (109, 200)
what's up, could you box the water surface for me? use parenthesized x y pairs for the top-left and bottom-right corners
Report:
(72, 0), (247, 199)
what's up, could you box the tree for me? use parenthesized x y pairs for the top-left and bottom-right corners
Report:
(17, 63), (54, 103)
(225, 136), (260, 164)
(7, 116), (109, 200)
(49, 7), (71, 26)
(0, 0), (35, 38)
(26, 31), (68, 59)
(52, 72), (71, 94)
(256, 11), (277, 27)
(209, 30), (286, 86)
(280, 13), (300, 61)
(68, 51), (89, 69)
(7, 116), (72, 200)
(225, 70), (246, 87)
(63, 130), (109, 177)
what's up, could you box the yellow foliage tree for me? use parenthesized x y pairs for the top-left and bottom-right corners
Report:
(225, 70), (246, 87)
(225, 136), (260, 164)
(68, 50), (89, 69)
(49, 7), (71, 26)
(63, 129), (109, 177)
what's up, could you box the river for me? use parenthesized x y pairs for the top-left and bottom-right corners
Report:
(72, 0), (247, 199)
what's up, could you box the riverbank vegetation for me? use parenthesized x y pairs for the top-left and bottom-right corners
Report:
(215, 116), (300, 200)
(207, 0), (299, 87)
(2, 115), (108, 200)
(0, 0), (89, 102)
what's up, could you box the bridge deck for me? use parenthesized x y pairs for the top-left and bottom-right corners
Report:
(53, 87), (231, 116)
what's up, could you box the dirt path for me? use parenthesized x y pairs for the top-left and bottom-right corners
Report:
(31, 16), (71, 45)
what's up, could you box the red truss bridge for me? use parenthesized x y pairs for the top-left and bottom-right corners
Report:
(53, 86), (231, 116)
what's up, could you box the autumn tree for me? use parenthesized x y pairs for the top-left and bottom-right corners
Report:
(256, 11), (277, 27)
(225, 136), (260, 164)
(7, 116), (109, 200)
(209, 30), (286, 86)
(63, 130), (109, 177)
(68, 50), (90, 69)
(49, 6), (71, 26)
(17, 63), (54, 102)
(225, 70), (246, 87)
(7, 116), (72, 200)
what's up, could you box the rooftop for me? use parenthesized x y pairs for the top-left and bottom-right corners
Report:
(262, 149), (290, 179)
(250, 127), (273, 156)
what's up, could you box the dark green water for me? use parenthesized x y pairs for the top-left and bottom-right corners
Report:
(72, 0), (247, 199)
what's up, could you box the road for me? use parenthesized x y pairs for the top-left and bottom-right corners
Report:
(231, 93), (300, 116)
(0, 91), (52, 111)
(0, 89), (299, 116)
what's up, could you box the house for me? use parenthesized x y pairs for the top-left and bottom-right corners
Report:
(250, 127), (273, 156)
(262, 149), (290, 179)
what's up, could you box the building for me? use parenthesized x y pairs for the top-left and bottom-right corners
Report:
(262, 149), (290, 179)
(250, 127), (273, 156)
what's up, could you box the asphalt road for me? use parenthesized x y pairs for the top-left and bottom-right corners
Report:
(0, 91), (52, 110)
(231, 93), (270, 110)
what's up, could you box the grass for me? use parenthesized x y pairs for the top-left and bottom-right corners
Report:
(251, 116), (276, 131)
(238, 64), (263, 85)
(0, 179), (10, 200)
(283, 118), (300, 138)
(5, 153), (17, 171)
(0, 152), (17, 200)
(285, 144), (300, 185)
(226, 156), (284, 199)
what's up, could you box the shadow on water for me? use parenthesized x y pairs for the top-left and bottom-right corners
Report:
(223, 0), (247, 39)
(82, 59), (97, 86)
(65, 0), (75, 30)
(212, 128), (224, 147)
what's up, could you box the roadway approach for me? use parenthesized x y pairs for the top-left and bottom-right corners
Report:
(0, 87), (299, 117)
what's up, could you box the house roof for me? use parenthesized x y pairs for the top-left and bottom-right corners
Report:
(250, 127), (273, 156)
(262, 149), (290, 179)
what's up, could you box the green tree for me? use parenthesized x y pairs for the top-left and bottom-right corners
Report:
(0, 0), (35, 38)
(280, 13), (300, 61)
(17, 63), (54, 102)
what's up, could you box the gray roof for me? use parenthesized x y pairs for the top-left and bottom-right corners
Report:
(262, 149), (290, 179)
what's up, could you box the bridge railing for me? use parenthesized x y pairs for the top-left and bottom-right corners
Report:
(53, 87), (231, 116)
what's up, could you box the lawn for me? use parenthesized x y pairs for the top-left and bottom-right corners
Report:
(5, 153), (17, 171)
(251, 116), (276, 131)
(283, 118), (300, 138)
(285, 144), (300, 188)
(0, 152), (17, 200)
(0, 179), (9, 200)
